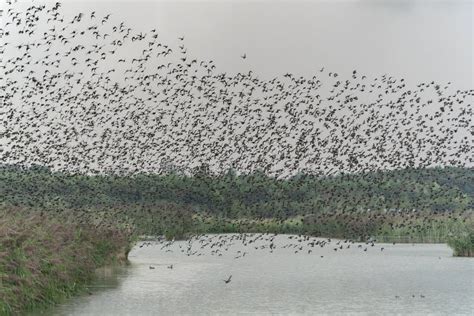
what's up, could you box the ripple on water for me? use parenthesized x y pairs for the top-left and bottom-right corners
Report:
(45, 234), (474, 316)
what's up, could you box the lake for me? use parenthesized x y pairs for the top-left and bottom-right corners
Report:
(44, 234), (473, 315)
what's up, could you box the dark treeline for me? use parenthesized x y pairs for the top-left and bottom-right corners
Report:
(1, 164), (473, 218)
(1, 164), (473, 254)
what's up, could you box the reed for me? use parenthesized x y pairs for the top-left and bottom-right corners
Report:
(0, 209), (132, 315)
(447, 229), (474, 257)
(186, 211), (473, 248)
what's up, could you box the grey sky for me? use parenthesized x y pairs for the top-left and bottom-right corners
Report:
(39, 0), (473, 88)
(4, 0), (471, 85)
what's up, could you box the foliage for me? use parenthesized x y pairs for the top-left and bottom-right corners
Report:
(1, 165), (473, 219)
(447, 228), (474, 257)
(0, 209), (131, 315)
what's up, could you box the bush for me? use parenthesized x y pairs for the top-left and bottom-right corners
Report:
(0, 209), (131, 315)
(448, 229), (474, 257)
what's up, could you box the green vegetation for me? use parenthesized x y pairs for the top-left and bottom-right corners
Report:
(0, 165), (472, 313)
(1, 164), (473, 242)
(1, 164), (472, 241)
(0, 209), (131, 315)
(1, 165), (473, 217)
(189, 211), (473, 243)
(448, 228), (474, 257)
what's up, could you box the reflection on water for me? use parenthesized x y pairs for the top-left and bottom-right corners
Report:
(45, 234), (474, 316)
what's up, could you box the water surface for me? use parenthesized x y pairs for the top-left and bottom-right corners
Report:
(47, 234), (474, 315)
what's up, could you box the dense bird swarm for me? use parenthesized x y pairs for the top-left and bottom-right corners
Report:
(0, 3), (473, 315)
(0, 1), (473, 245)
(1, 0), (472, 177)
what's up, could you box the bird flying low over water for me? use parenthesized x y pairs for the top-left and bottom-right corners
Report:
(223, 275), (232, 284)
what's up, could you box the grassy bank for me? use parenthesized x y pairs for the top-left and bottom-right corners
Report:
(0, 209), (471, 315)
(0, 209), (132, 315)
(121, 203), (473, 248)
(448, 229), (474, 257)
(188, 211), (474, 244)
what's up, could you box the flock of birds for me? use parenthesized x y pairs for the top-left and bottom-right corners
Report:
(142, 233), (386, 258)
(1, 2), (472, 228)
(141, 233), (386, 287)
(1, 0), (472, 178)
(2, 1), (471, 306)
(139, 232), (436, 300)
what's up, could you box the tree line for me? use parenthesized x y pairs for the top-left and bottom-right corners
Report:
(1, 164), (472, 218)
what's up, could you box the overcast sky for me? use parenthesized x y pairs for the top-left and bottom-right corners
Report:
(6, 0), (471, 88)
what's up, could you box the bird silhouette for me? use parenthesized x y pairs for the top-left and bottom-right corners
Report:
(223, 275), (232, 284)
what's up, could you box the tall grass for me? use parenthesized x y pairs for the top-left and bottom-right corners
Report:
(448, 229), (474, 257)
(0, 209), (132, 315)
(186, 211), (473, 245)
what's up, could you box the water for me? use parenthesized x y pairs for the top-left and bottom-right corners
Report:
(45, 234), (474, 316)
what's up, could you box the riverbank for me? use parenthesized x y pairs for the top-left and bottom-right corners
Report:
(188, 211), (474, 244)
(48, 235), (474, 316)
(1, 208), (472, 314)
(448, 231), (474, 257)
(0, 209), (132, 315)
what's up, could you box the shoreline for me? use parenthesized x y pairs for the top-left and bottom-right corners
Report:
(0, 211), (132, 315)
(1, 211), (472, 315)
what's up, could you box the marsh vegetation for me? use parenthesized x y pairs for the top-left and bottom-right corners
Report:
(1, 165), (472, 314)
